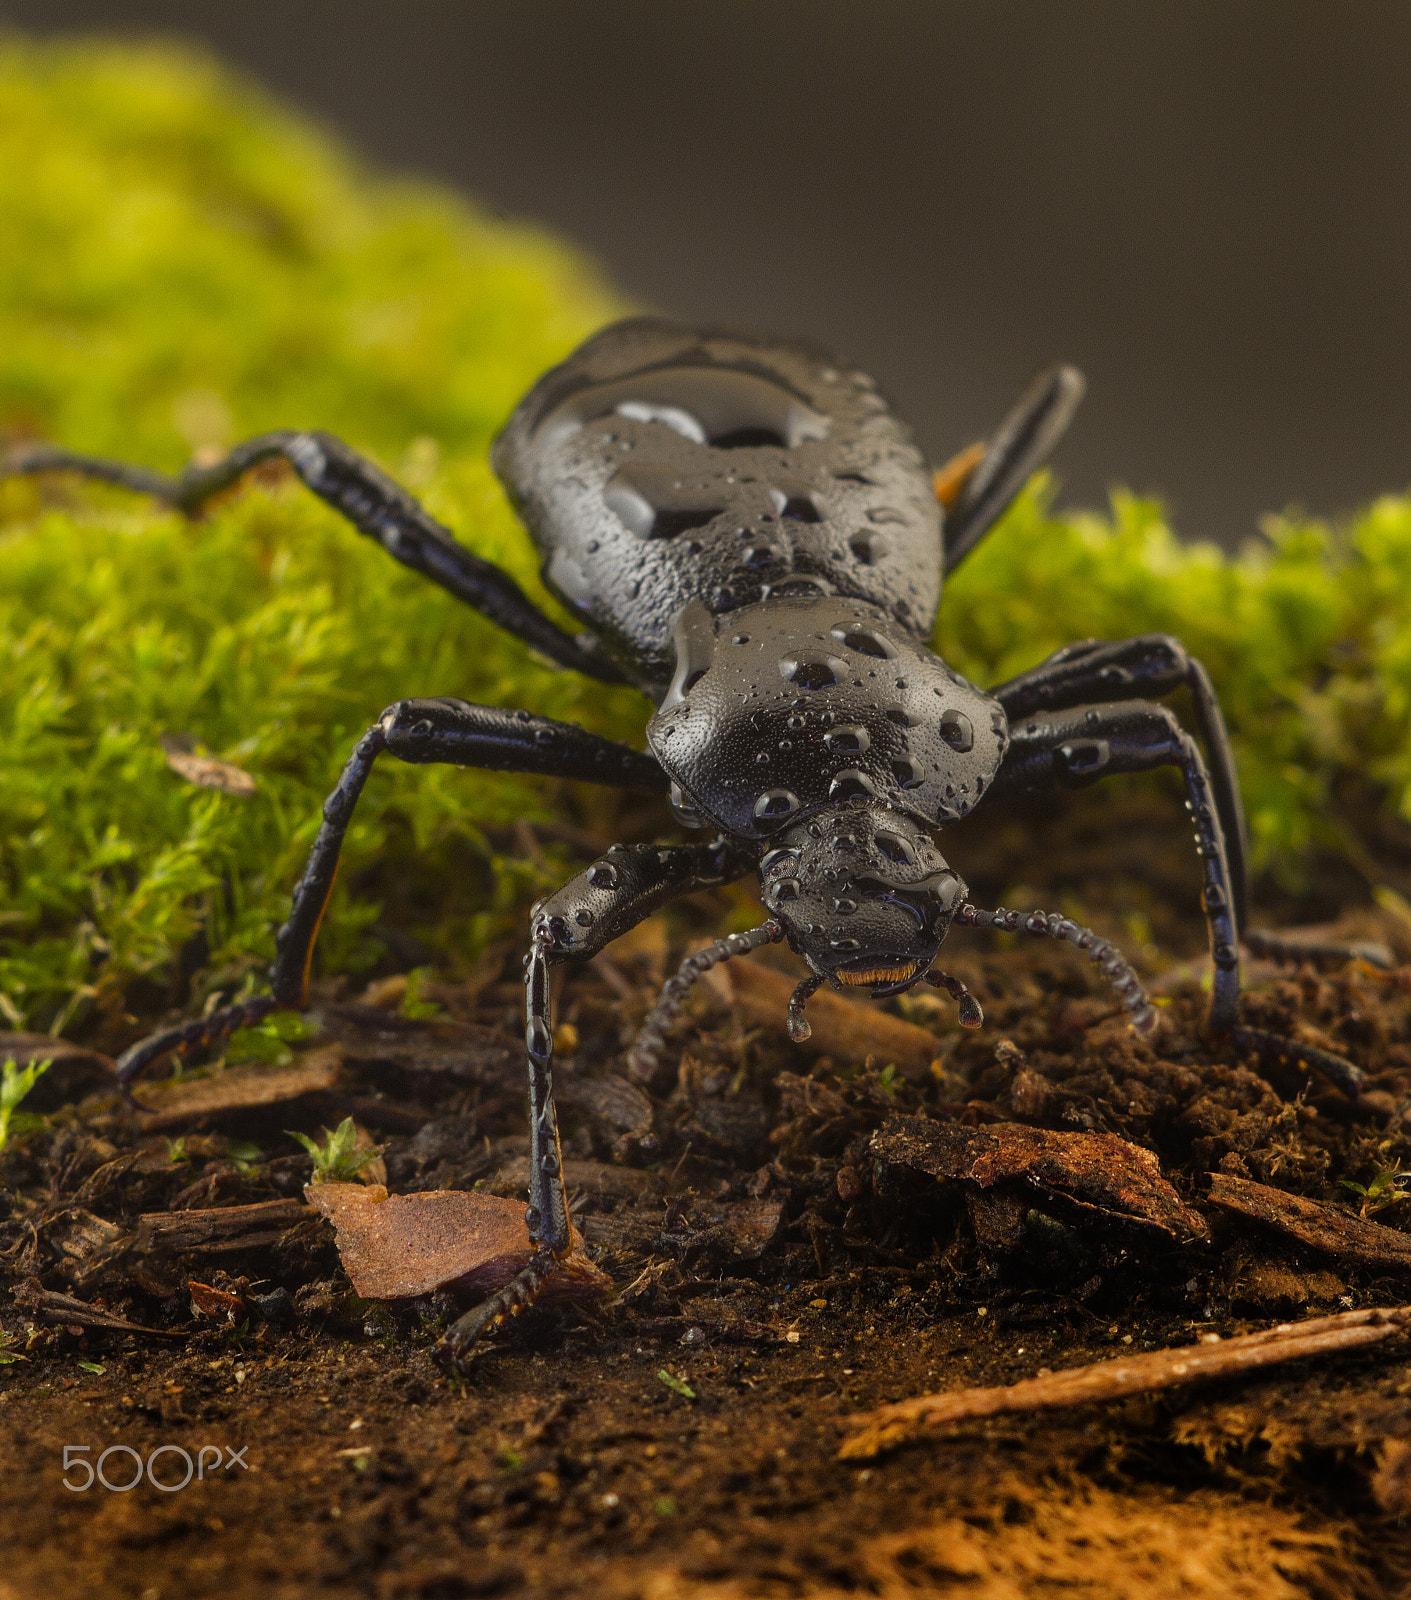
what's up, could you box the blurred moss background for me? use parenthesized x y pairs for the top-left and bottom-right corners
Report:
(1, 37), (1408, 1041)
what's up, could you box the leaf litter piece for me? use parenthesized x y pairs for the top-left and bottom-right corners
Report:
(870, 1114), (1209, 1244)
(839, 1304), (1411, 1458)
(159, 731), (257, 796)
(305, 1182), (612, 1307)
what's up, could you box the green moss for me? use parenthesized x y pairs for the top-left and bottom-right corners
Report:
(935, 485), (1411, 877)
(1, 39), (1408, 1036)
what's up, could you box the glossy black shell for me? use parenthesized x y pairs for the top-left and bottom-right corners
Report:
(492, 317), (943, 698)
(646, 594), (1007, 841)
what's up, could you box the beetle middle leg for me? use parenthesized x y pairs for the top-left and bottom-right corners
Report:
(113, 696), (669, 1090)
(987, 698), (1243, 1033)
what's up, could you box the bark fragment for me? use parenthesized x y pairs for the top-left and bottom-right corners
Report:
(870, 1114), (1209, 1243)
(1207, 1173), (1411, 1272)
(729, 960), (941, 1077)
(135, 1048), (344, 1130)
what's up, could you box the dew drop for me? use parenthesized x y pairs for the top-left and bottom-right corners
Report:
(587, 862), (619, 889)
(829, 770), (877, 803)
(875, 831), (915, 866)
(780, 652), (848, 690)
(824, 724), (870, 754)
(753, 789), (801, 827)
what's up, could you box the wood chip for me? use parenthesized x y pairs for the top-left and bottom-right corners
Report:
(730, 960), (941, 1077)
(839, 1305), (1411, 1458)
(1208, 1173), (1411, 1272)
(12, 1281), (184, 1336)
(559, 1072), (654, 1137)
(132, 1197), (313, 1255)
(871, 1114), (1209, 1243)
(135, 1046), (343, 1130)
(304, 1182), (612, 1306)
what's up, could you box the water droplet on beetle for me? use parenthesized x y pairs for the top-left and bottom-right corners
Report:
(824, 725), (870, 754)
(587, 862), (619, 889)
(753, 789), (800, 826)
(940, 710), (974, 752)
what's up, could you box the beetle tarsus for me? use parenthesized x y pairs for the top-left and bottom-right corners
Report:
(114, 992), (281, 1098)
(435, 1247), (558, 1373)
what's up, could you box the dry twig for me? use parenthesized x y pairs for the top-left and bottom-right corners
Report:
(838, 1304), (1411, 1458)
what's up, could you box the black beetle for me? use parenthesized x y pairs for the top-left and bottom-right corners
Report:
(5, 317), (1366, 1365)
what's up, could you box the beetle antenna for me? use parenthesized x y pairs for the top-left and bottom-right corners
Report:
(956, 903), (1159, 1036)
(922, 968), (984, 1027)
(627, 919), (784, 1082)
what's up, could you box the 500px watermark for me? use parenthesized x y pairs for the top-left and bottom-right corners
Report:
(62, 1443), (248, 1492)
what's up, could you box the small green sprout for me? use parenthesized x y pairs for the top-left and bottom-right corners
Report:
(288, 1117), (381, 1184)
(657, 1369), (696, 1401)
(1340, 1166), (1411, 1218)
(76, 1360), (106, 1376)
(225, 1138), (265, 1175)
(162, 1136), (190, 1165)
(0, 1056), (50, 1151)
(400, 967), (442, 1021)
(227, 1011), (317, 1067)
(0, 1331), (26, 1365)
(877, 1064), (900, 1099)
(497, 1447), (524, 1474)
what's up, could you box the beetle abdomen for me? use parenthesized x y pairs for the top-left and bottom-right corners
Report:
(492, 318), (942, 696)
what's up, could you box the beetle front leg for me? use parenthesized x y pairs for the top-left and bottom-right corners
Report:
(989, 698), (1242, 1033)
(435, 837), (755, 1368)
(987, 699), (1365, 1095)
(993, 633), (1248, 931)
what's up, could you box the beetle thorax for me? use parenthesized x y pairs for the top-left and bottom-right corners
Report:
(646, 594), (1008, 840)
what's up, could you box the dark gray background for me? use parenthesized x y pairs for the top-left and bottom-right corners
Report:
(4, 0), (1408, 545)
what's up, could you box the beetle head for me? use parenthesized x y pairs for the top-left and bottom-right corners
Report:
(758, 802), (966, 994)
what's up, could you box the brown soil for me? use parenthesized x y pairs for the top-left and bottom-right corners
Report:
(4, 787), (1411, 1600)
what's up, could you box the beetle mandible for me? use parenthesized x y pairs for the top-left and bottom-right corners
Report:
(5, 317), (1355, 1367)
